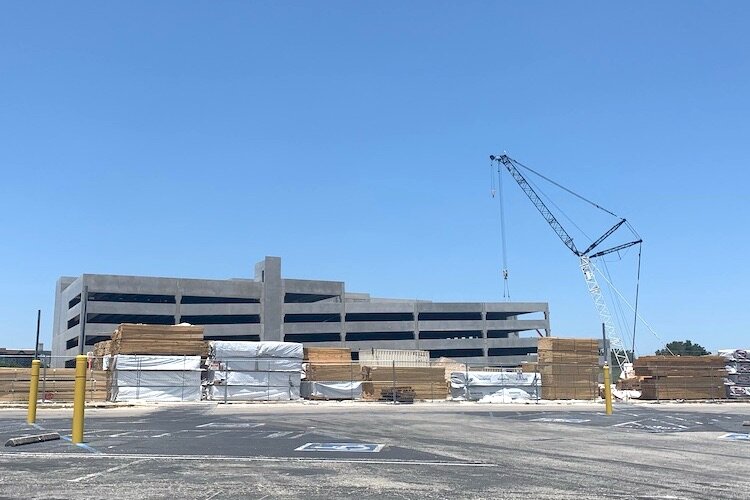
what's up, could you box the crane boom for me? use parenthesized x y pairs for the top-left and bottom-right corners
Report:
(490, 155), (580, 256)
(490, 153), (640, 377)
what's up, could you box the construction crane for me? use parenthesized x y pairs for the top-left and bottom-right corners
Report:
(489, 154), (642, 378)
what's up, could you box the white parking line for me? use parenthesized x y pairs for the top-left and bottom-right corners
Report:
(67, 458), (150, 483)
(8, 451), (496, 467)
(263, 431), (295, 439)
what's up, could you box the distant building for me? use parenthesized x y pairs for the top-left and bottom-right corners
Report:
(52, 257), (551, 368)
(0, 345), (50, 367)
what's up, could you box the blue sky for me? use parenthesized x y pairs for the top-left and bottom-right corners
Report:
(1, 2), (748, 354)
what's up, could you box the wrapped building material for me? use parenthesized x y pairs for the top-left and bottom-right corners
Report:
(720, 348), (750, 399)
(207, 383), (300, 401)
(208, 370), (299, 387)
(209, 341), (303, 360)
(205, 341), (303, 402)
(209, 358), (302, 372)
(301, 381), (363, 400)
(450, 371), (541, 400)
(111, 382), (202, 402)
(112, 355), (201, 371)
(109, 355), (202, 402)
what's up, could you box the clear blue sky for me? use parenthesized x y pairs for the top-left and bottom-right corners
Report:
(1, 2), (748, 354)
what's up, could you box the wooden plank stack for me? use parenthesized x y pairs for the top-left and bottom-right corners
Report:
(303, 347), (361, 381)
(91, 340), (113, 370)
(303, 347), (352, 364)
(635, 355), (726, 400)
(0, 367), (107, 402)
(361, 365), (448, 400)
(537, 338), (600, 400)
(108, 324), (208, 357)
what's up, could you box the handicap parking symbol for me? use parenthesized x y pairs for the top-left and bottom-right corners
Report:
(295, 442), (385, 453)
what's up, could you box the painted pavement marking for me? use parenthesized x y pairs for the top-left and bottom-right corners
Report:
(295, 442), (385, 453)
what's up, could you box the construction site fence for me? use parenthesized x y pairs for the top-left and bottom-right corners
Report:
(0, 355), (745, 403)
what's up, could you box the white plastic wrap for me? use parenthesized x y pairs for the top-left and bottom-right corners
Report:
(301, 381), (362, 400)
(719, 349), (749, 362)
(112, 355), (202, 371)
(206, 385), (300, 401)
(111, 385), (202, 402)
(208, 370), (301, 387)
(209, 341), (303, 360)
(113, 371), (202, 387)
(208, 358), (302, 372)
(450, 371), (541, 400)
(450, 371), (540, 388)
(476, 388), (537, 403)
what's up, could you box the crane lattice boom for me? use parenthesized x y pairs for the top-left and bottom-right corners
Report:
(490, 154), (642, 377)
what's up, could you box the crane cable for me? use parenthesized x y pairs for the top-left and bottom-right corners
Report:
(512, 158), (620, 218)
(490, 159), (511, 300)
(632, 243), (642, 355)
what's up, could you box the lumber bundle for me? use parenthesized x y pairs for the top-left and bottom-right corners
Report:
(91, 340), (113, 370)
(433, 357), (469, 382)
(361, 365), (447, 400)
(304, 363), (363, 382)
(109, 324), (208, 357)
(0, 367), (107, 402)
(537, 337), (600, 400)
(303, 347), (351, 364)
(635, 355), (727, 400)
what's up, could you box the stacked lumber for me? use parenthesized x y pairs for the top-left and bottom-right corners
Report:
(361, 365), (447, 400)
(433, 357), (468, 382)
(635, 355), (726, 400)
(109, 324), (208, 357)
(538, 338), (600, 400)
(379, 386), (415, 403)
(720, 349), (750, 399)
(521, 362), (538, 374)
(0, 368), (107, 402)
(359, 349), (429, 367)
(304, 363), (363, 382)
(303, 347), (351, 364)
(302, 348), (360, 399)
(91, 340), (113, 370)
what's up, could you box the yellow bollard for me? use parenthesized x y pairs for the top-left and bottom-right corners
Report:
(26, 359), (41, 424)
(72, 354), (87, 443)
(603, 364), (613, 416)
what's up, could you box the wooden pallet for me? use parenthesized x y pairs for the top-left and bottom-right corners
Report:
(379, 386), (416, 403)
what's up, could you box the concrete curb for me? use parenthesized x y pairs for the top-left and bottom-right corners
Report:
(4, 432), (61, 447)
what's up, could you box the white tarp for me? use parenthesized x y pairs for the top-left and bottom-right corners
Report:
(206, 385), (300, 401)
(301, 381), (363, 400)
(476, 388), (536, 403)
(719, 349), (749, 362)
(113, 370), (202, 387)
(450, 371), (540, 387)
(208, 370), (301, 387)
(209, 341), (303, 360)
(111, 385), (202, 402)
(112, 355), (202, 371)
(450, 371), (541, 401)
(208, 358), (302, 373)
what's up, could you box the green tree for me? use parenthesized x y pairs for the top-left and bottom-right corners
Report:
(655, 340), (709, 356)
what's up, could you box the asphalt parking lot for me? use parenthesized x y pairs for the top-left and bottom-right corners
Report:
(1, 401), (749, 499)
